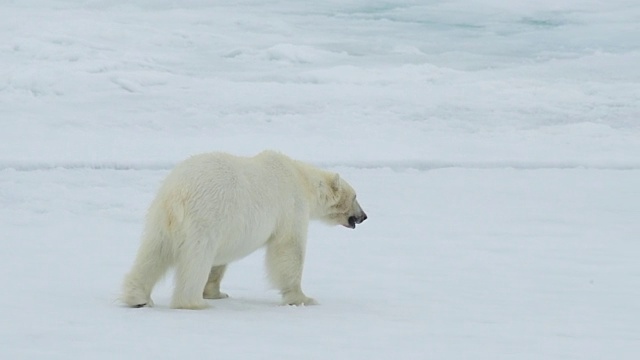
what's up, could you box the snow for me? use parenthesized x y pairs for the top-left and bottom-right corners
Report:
(1, 0), (639, 359)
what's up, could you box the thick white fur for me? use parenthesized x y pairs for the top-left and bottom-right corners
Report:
(121, 150), (366, 309)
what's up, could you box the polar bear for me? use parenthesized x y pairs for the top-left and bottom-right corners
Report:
(121, 150), (367, 309)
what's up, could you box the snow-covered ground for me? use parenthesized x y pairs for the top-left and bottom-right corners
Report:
(1, 0), (639, 359)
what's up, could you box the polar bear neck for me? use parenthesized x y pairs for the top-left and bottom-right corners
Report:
(290, 159), (334, 220)
(255, 150), (332, 220)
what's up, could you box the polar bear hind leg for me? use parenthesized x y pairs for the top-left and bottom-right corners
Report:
(121, 230), (173, 308)
(203, 265), (229, 299)
(171, 258), (215, 309)
(170, 232), (217, 309)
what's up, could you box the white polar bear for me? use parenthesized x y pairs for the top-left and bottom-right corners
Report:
(121, 150), (367, 309)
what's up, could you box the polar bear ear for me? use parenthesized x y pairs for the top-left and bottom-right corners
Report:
(330, 174), (341, 192)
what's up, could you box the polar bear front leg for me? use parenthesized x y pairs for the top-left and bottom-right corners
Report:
(265, 233), (317, 306)
(203, 265), (229, 299)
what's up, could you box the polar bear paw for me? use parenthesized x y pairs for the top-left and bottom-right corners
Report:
(171, 299), (210, 310)
(283, 294), (318, 306)
(130, 299), (154, 308)
(122, 288), (154, 308)
(203, 290), (229, 300)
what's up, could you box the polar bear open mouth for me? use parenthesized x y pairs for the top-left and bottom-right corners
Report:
(346, 216), (357, 229)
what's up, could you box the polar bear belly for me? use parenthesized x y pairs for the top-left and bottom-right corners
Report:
(206, 215), (278, 266)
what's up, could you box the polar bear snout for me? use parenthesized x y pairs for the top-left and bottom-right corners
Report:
(347, 212), (367, 229)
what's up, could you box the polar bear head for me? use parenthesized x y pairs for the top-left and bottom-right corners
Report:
(319, 174), (367, 229)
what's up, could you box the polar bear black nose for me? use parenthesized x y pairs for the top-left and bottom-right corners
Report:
(355, 213), (367, 224)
